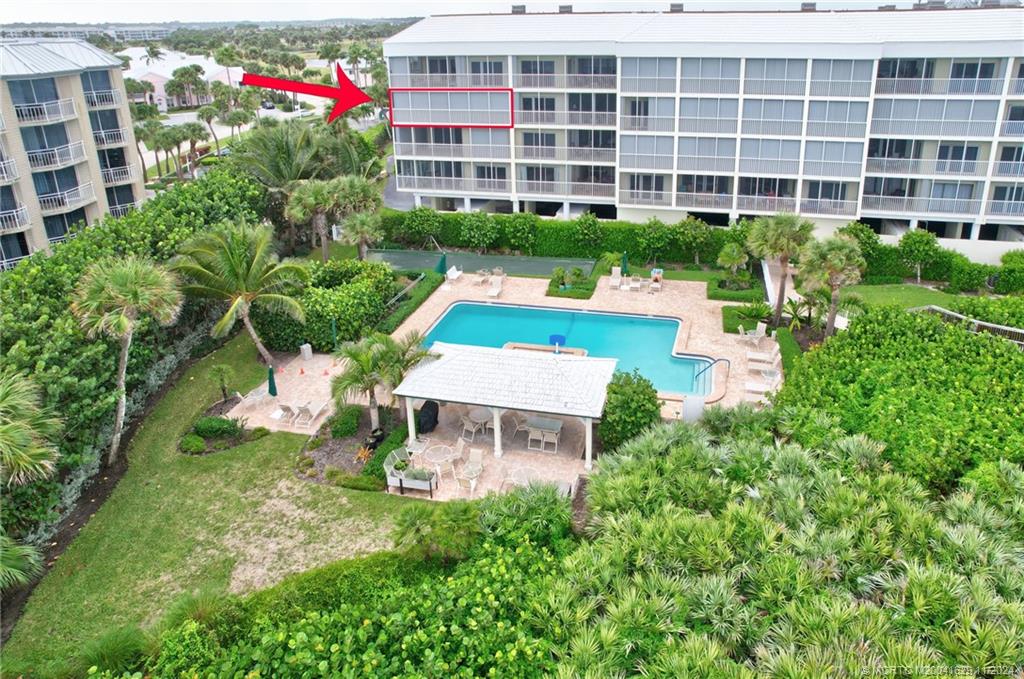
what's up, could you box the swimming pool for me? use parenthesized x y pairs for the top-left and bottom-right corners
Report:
(424, 302), (713, 395)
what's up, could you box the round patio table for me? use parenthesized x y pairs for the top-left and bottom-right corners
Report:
(423, 444), (458, 479)
(468, 407), (491, 425)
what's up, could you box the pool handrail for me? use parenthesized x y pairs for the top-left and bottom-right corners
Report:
(694, 357), (729, 380)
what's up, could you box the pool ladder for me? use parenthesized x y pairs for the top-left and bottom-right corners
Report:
(694, 358), (730, 391)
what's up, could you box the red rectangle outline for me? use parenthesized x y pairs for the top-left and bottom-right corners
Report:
(388, 87), (514, 129)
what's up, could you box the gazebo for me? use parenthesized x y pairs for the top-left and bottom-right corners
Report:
(393, 342), (618, 470)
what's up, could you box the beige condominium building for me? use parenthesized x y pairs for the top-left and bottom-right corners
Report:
(1, 39), (146, 269)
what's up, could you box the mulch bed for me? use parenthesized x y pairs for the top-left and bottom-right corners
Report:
(299, 408), (400, 482)
(203, 395), (241, 417)
(790, 326), (826, 352)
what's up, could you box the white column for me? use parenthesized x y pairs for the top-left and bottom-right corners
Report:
(584, 417), (593, 471)
(405, 397), (417, 444)
(969, 222), (981, 241)
(414, 194), (422, 207)
(562, 200), (570, 217)
(463, 196), (471, 212)
(909, 218), (920, 230)
(491, 407), (504, 458)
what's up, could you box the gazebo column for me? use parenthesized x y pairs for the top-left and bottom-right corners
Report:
(584, 417), (593, 471)
(491, 407), (504, 458)
(405, 397), (417, 444)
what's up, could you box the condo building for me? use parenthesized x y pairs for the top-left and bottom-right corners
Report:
(0, 39), (145, 269)
(383, 5), (1024, 263)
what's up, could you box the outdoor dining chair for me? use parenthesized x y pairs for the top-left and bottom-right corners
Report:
(510, 414), (531, 440)
(460, 416), (484, 442)
(541, 430), (559, 454)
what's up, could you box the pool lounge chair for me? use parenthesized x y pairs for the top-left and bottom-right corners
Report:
(629, 275), (642, 292)
(747, 345), (780, 363)
(295, 401), (328, 429)
(445, 266), (463, 284)
(746, 373), (782, 395)
(486, 275), (503, 298)
(608, 266), (622, 289)
(748, 355), (782, 373)
(277, 402), (300, 424)
(649, 268), (663, 292)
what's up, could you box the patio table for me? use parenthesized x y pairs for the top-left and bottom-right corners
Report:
(525, 415), (562, 433)
(423, 444), (459, 479)
(468, 407), (492, 425)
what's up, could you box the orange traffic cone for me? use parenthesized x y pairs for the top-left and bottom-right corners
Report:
(299, 367), (305, 375)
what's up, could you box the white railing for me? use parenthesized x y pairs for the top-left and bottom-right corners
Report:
(800, 198), (859, 216)
(514, 145), (616, 163)
(515, 110), (616, 126)
(84, 89), (122, 107)
(736, 195), (797, 212)
(679, 78), (740, 94)
(738, 158), (800, 174)
(874, 77), (1002, 95)
(870, 119), (996, 137)
(0, 255), (29, 270)
(802, 160), (863, 178)
(26, 141), (86, 170)
(677, 155), (735, 172)
(675, 192), (733, 210)
(619, 153), (674, 170)
(620, 77), (677, 93)
(512, 73), (616, 89)
(805, 121), (867, 138)
(994, 161), (1024, 177)
(808, 80), (872, 97)
(109, 199), (144, 217)
(740, 119), (803, 136)
(619, 116), (675, 132)
(1011, 79), (1024, 95)
(396, 175), (510, 193)
(677, 118), (737, 134)
(618, 189), (673, 206)
(38, 182), (96, 213)
(743, 78), (807, 96)
(93, 127), (127, 147)
(0, 205), (30, 232)
(391, 108), (511, 127)
(0, 158), (18, 183)
(986, 200), (1024, 217)
(391, 73), (508, 88)
(518, 180), (615, 198)
(864, 157), (986, 176)
(394, 142), (510, 159)
(1002, 121), (1024, 137)
(101, 165), (137, 185)
(14, 98), (76, 124)
(861, 194), (981, 215)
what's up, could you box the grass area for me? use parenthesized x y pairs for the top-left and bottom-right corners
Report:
(2, 334), (411, 677)
(721, 306), (746, 334)
(842, 283), (959, 309)
(775, 328), (802, 374)
(628, 265), (721, 282)
(307, 241), (359, 262)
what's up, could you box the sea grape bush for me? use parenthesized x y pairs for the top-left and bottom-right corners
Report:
(949, 295), (1024, 329)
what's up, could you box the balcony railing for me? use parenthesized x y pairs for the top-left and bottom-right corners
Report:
(619, 153), (674, 170)
(391, 109), (511, 127)
(740, 119), (803, 136)
(26, 141), (87, 170)
(0, 205), (30, 232)
(677, 118), (737, 134)
(1011, 79), (1024, 95)
(512, 73), (616, 89)
(677, 155), (735, 173)
(101, 165), (137, 185)
(808, 80), (872, 97)
(93, 127), (128, 147)
(805, 121), (867, 138)
(515, 110), (616, 127)
(738, 158), (800, 174)
(109, 199), (144, 217)
(396, 175), (510, 193)
(618, 189), (674, 206)
(736, 195), (797, 212)
(84, 89), (123, 108)
(518, 180), (615, 198)
(514, 146), (616, 163)
(1002, 121), (1024, 137)
(619, 115), (675, 132)
(986, 200), (1024, 217)
(394, 141), (510, 159)
(743, 78), (806, 96)
(679, 78), (740, 94)
(0, 255), (29, 271)
(675, 192), (733, 210)
(870, 119), (996, 137)
(0, 158), (18, 184)
(864, 157), (986, 176)
(38, 182), (96, 214)
(874, 77), (1002, 95)
(14, 98), (77, 124)
(620, 77), (677, 93)
(861, 194), (982, 215)
(390, 73), (508, 88)
(994, 161), (1024, 177)
(802, 160), (863, 178)
(800, 198), (859, 216)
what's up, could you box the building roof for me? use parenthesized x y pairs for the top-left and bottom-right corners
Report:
(393, 342), (618, 419)
(119, 46), (243, 83)
(0, 38), (122, 79)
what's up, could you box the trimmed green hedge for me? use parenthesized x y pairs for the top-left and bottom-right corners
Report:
(706, 276), (765, 302)
(361, 428), (406, 481)
(377, 271), (444, 334)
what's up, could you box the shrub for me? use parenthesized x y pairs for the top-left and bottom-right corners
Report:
(148, 619), (221, 678)
(361, 428), (405, 480)
(329, 404), (362, 438)
(402, 206), (442, 245)
(246, 426), (270, 441)
(325, 468), (386, 491)
(460, 211), (499, 252)
(478, 483), (572, 551)
(598, 369), (662, 452)
(948, 255), (996, 293)
(862, 274), (904, 285)
(71, 626), (149, 676)
(637, 217), (672, 264)
(898, 229), (941, 282)
(572, 212), (602, 250)
(502, 211), (538, 253)
(193, 416), (242, 439)
(295, 455), (315, 470)
(706, 276), (764, 302)
(736, 301), (772, 322)
(179, 433), (207, 455)
(377, 271), (444, 334)
(995, 249), (1024, 294)
(948, 295), (1024, 329)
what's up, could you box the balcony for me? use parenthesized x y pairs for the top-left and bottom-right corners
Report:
(620, 77), (676, 93)
(101, 165), (137, 185)
(619, 153), (674, 171)
(740, 119), (803, 136)
(743, 79), (806, 96)
(802, 160), (862, 178)
(0, 158), (18, 184)
(738, 158), (800, 175)
(675, 192), (733, 211)
(800, 198), (859, 216)
(395, 175), (510, 193)
(808, 80), (872, 97)
(518, 181), (615, 198)
(0, 255), (29, 271)
(736, 195), (797, 212)
(0, 205), (30, 233)
(14, 98), (76, 124)
(84, 89), (123, 108)
(870, 119), (996, 137)
(38, 182), (96, 214)
(677, 155), (735, 173)
(1002, 121), (1024, 137)
(861, 194), (981, 216)
(679, 78), (740, 94)
(394, 141), (510, 160)
(109, 199), (144, 218)
(26, 141), (87, 170)
(677, 118), (737, 134)
(389, 73), (508, 88)
(391, 108), (512, 127)
(619, 115), (675, 132)
(864, 157), (987, 177)
(511, 73), (616, 89)
(514, 146), (616, 163)
(1011, 79), (1024, 95)
(515, 110), (616, 127)
(93, 127), (128, 147)
(618, 189), (673, 207)
(987, 200), (1024, 217)
(805, 121), (867, 138)
(994, 161), (1024, 177)
(874, 78), (1002, 96)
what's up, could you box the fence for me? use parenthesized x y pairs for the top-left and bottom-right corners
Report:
(910, 305), (1024, 349)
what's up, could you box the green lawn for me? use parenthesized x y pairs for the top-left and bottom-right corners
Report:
(842, 283), (959, 309)
(628, 266), (721, 282)
(2, 334), (411, 677)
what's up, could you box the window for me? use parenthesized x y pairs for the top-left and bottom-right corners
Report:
(936, 143), (979, 171)
(32, 167), (78, 196)
(678, 174), (731, 194)
(868, 138), (921, 159)
(520, 58), (555, 75)
(0, 186), (17, 211)
(520, 96), (555, 112)
(679, 97), (739, 120)
(1000, 146), (1024, 162)
(43, 207), (86, 241)
(1, 232), (30, 262)
(877, 59), (935, 79)
(745, 59), (806, 81)
(678, 137), (736, 159)
(743, 99), (804, 121)
(88, 109), (120, 131)
(80, 70), (112, 93)
(627, 174), (666, 192)
(98, 147), (129, 170)
(568, 93), (615, 112)
(993, 184), (1024, 202)
(8, 77), (59, 105)
(738, 177), (795, 197)
(806, 181), (847, 201)
(469, 128), (508, 146)
(740, 138), (801, 161)
(568, 130), (615, 148)
(681, 58), (740, 80)
(105, 185), (134, 206)
(621, 58), (676, 79)
(950, 61), (996, 80)
(567, 56), (615, 75)
(475, 165), (507, 180)
(864, 177), (915, 197)
(807, 101), (868, 130)
(810, 59), (872, 82)
(620, 136), (673, 156)
(930, 181), (975, 200)
(20, 123), (69, 151)
(523, 132), (556, 148)
(525, 166), (555, 182)
(470, 59), (504, 74)
(1008, 106), (1024, 122)
(803, 141), (863, 164)
(572, 165), (614, 183)
(427, 57), (456, 74)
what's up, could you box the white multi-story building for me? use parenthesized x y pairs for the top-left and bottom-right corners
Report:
(383, 5), (1024, 263)
(0, 39), (146, 269)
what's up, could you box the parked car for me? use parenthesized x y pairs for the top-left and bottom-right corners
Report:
(260, 101), (275, 110)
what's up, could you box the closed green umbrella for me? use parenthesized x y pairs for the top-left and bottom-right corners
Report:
(267, 366), (277, 397)
(434, 253), (447, 274)
(621, 252), (629, 276)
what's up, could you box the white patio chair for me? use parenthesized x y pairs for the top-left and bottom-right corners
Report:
(649, 268), (663, 293)
(738, 325), (762, 347)
(295, 401), (328, 429)
(527, 427), (544, 451)
(629, 275), (642, 292)
(492, 267), (504, 277)
(445, 265), (463, 284)
(748, 356), (782, 374)
(278, 403), (299, 424)
(468, 447), (484, 466)
(541, 430), (559, 454)
(453, 437), (467, 461)
(486, 275), (503, 298)
(510, 415), (531, 440)
(608, 266), (622, 289)
(456, 474), (475, 497)
(747, 345), (780, 363)
(475, 269), (491, 285)
(746, 373), (782, 395)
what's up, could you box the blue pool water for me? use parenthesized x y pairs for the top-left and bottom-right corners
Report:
(424, 302), (712, 395)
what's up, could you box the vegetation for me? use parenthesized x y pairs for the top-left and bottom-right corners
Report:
(746, 213), (815, 326)
(797, 236), (866, 337)
(328, 404), (362, 439)
(598, 370), (662, 451)
(949, 294), (1024, 329)
(706, 276), (765, 302)
(841, 282), (958, 308)
(340, 211), (384, 260)
(898, 229), (942, 284)
(376, 271), (444, 334)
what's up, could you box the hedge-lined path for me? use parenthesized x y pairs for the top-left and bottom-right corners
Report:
(2, 334), (413, 678)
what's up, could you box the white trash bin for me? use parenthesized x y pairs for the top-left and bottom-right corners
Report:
(299, 343), (313, 361)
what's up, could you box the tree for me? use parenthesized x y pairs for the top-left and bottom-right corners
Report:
(334, 174), (382, 220)
(172, 222), (308, 368)
(346, 41), (369, 87)
(180, 122), (209, 176)
(0, 368), (60, 487)
(898, 229), (941, 284)
(341, 212), (383, 261)
(71, 257), (182, 465)
(133, 119), (161, 178)
(144, 44), (163, 66)
(717, 241), (749, 278)
(210, 364), (235, 402)
(286, 179), (348, 262)
(317, 42), (343, 75)
(221, 109), (252, 138)
(376, 331), (436, 419)
(214, 45), (241, 88)
(798, 236), (866, 337)
(598, 370), (662, 452)
(171, 64), (206, 107)
(747, 213), (815, 327)
(124, 77), (154, 103)
(154, 128), (180, 178)
(332, 335), (387, 431)
(197, 105), (221, 155)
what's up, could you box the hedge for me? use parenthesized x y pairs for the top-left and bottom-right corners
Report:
(706, 276), (765, 302)
(948, 295), (1024, 329)
(376, 270), (444, 334)
(0, 169), (266, 542)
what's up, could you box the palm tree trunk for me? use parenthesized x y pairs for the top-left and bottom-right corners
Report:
(825, 286), (840, 337)
(315, 214), (330, 262)
(135, 140), (147, 178)
(358, 240), (368, 261)
(208, 124), (220, 154)
(368, 393), (381, 430)
(916, 264), (922, 285)
(773, 255), (789, 327)
(240, 309), (275, 368)
(108, 331), (133, 465)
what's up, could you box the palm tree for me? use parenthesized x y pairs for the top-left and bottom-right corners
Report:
(132, 120), (160, 179)
(214, 45), (241, 89)
(285, 179), (348, 262)
(197, 105), (221, 155)
(71, 258), (182, 464)
(0, 531), (43, 591)
(317, 42), (343, 76)
(0, 368), (60, 487)
(172, 222), (308, 368)
(346, 42), (368, 87)
(179, 122), (209, 177)
(716, 242), (749, 279)
(143, 44), (163, 66)
(376, 331), (436, 420)
(746, 213), (815, 327)
(154, 128), (180, 178)
(798, 236), (866, 337)
(332, 336), (386, 431)
(341, 212), (383, 261)
(334, 174), (382, 220)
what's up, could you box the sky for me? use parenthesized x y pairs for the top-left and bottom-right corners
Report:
(6, 0), (918, 25)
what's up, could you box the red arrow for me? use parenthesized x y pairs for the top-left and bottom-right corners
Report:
(241, 64), (372, 122)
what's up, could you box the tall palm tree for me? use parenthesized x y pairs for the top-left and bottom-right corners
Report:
(335, 174), (382, 220)
(285, 179), (348, 262)
(143, 44), (163, 66)
(172, 222), (308, 368)
(0, 368), (60, 487)
(341, 212), (383, 261)
(746, 213), (815, 327)
(332, 336), (386, 431)
(197, 105), (221, 155)
(179, 122), (210, 177)
(71, 258), (182, 464)
(132, 120), (160, 179)
(214, 45), (241, 89)
(154, 128), (180, 178)
(798, 236), (866, 337)
(317, 42), (343, 76)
